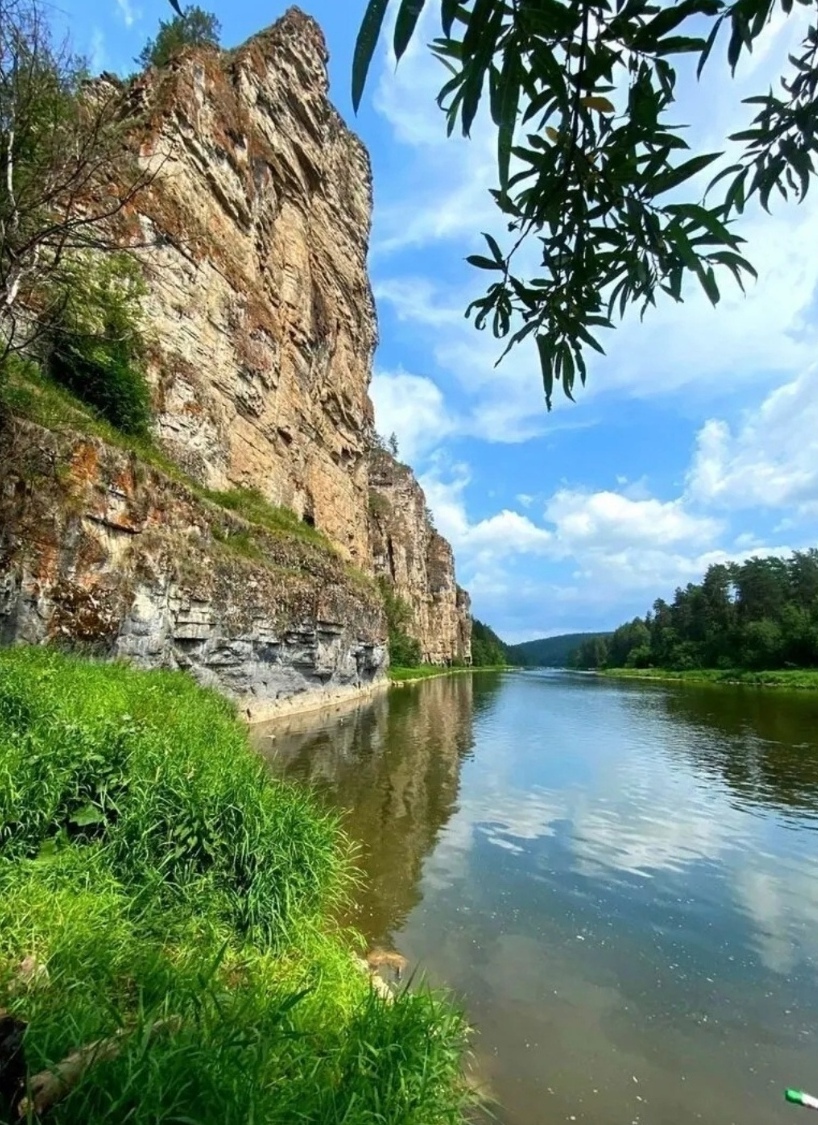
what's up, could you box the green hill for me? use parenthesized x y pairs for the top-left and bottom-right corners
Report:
(507, 632), (611, 668)
(471, 618), (511, 666)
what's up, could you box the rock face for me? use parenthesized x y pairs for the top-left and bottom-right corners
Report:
(0, 420), (386, 720)
(0, 9), (471, 696)
(130, 7), (377, 568)
(368, 450), (471, 665)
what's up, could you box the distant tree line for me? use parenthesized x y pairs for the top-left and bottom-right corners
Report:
(471, 619), (509, 668)
(507, 632), (607, 668)
(570, 551), (818, 672)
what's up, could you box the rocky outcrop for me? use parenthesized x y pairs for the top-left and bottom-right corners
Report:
(368, 450), (471, 665)
(0, 10), (471, 696)
(0, 419), (386, 720)
(127, 7), (377, 568)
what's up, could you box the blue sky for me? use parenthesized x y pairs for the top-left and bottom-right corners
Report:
(61, 0), (818, 642)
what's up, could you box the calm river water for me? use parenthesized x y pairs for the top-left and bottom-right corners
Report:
(252, 671), (818, 1125)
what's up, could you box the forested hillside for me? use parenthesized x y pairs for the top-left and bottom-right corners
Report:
(508, 633), (609, 667)
(471, 619), (511, 667)
(570, 551), (818, 672)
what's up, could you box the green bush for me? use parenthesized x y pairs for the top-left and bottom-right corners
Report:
(378, 578), (423, 668)
(0, 648), (470, 1124)
(137, 5), (221, 69)
(44, 254), (151, 436)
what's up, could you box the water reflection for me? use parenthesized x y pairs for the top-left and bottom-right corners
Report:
(254, 670), (818, 1125)
(650, 683), (818, 818)
(252, 673), (504, 940)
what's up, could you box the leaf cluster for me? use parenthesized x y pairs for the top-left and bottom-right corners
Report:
(43, 253), (151, 435)
(354, 0), (817, 405)
(1, 0), (157, 365)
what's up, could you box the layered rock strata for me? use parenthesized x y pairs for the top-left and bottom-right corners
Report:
(368, 450), (471, 665)
(0, 420), (386, 720)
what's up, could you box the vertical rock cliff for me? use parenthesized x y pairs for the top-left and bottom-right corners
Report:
(0, 7), (471, 698)
(368, 450), (471, 665)
(130, 7), (377, 567)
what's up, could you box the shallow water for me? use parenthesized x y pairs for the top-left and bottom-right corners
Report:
(252, 671), (818, 1125)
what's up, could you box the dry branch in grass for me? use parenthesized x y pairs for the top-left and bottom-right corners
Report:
(16, 1016), (182, 1118)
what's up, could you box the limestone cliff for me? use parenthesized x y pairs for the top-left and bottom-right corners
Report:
(129, 7), (376, 567)
(0, 8), (471, 698)
(0, 419), (385, 720)
(368, 450), (471, 665)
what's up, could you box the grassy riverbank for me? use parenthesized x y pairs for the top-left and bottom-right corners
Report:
(0, 648), (469, 1123)
(389, 664), (511, 683)
(602, 666), (818, 690)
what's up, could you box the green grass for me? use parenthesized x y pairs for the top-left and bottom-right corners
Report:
(0, 648), (471, 1124)
(1, 354), (182, 475)
(0, 358), (345, 558)
(389, 664), (510, 683)
(602, 666), (818, 690)
(202, 486), (334, 552)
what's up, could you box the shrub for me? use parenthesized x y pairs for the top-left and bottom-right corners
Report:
(44, 254), (151, 435)
(137, 6), (221, 70)
(378, 578), (423, 668)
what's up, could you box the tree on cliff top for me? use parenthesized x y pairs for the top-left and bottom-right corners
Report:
(137, 6), (221, 70)
(353, 0), (818, 407)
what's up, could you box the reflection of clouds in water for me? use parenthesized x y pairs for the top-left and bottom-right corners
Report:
(732, 864), (818, 973)
(420, 735), (818, 975)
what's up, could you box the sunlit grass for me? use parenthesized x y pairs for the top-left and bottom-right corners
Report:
(0, 647), (471, 1123)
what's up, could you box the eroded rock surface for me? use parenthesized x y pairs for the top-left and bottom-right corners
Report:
(0, 420), (386, 720)
(368, 450), (471, 665)
(0, 9), (471, 696)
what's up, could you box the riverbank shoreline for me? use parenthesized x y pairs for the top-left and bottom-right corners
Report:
(239, 676), (392, 725)
(246, 666), (513, 730)
(0, 647), (471, 1124)
(390, 664), (512, 686)
(601, 667), (818, 690)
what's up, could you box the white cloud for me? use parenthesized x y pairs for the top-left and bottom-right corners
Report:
(687, 366), (818, 516)
(545, 490), (721, 553)
(370, 368), (455, 461)
(421, 464), (553, 562)
(415, 377), (818, 637)
(115, 0), (139, 28)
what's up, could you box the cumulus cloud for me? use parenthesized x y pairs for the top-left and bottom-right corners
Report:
(545, 490), (721, 553)
(421, 464), (553, 562)
(370, 368), (456, 461)
(686, 366), (818, 516)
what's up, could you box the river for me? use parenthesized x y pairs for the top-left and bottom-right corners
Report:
(251, 670), (818, 1125)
